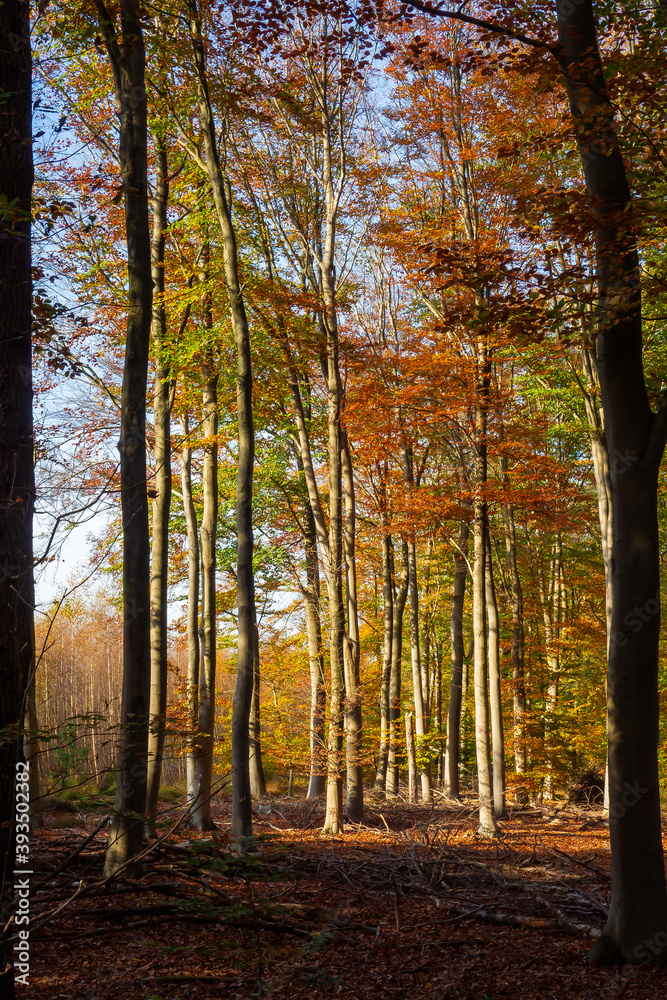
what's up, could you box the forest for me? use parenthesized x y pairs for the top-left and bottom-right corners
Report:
(3, 0), (667, 996)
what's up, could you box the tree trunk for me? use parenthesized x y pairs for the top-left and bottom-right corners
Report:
(500, 459), (526, 786)
(375, 527), (394, 792)
(188, 2), (256, 843)
(405, 713), (417, 804)
(99, 0), (153, 878)
(249, 623), (266, 799)
(557, 0), (667, 962)
(445, 519), (469, 800)
(472, 336), (497, 838)
(145, 132), (171, 837)
(181, 416), (200, 808)
(342, 433), (364, 822)
(402, 449), (432, 802)
(0, 9), (32, 994)
(189, 362), (218, 832)
(387, 540), (409, 798)
(303, 486), (326, 799)
(485, 531), (506, 819)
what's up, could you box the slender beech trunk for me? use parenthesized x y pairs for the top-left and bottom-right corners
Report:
(188, 3), (256, 840)
(249, 623), (266, 798)
(387, 540), (409, 798)
(402, 448), (432, 802)
(557, 0), (667, 962)
(190, 360), (218, 832)
(485, 531), (506, 819)
(445, 519), (469, 799)
(540, 537), (561, 800)
(342, 433), (363, 822)
(375, 525), (394, 791)
(303, 483), (326, 799)
(0, 9), (33, 991)
(98, 0), (153, 877)
(472, 336), (497, 838)
(181, 416), (200, 807)
(500, 457), (526, 783)
(145, 133), (171, 836)
(405, 713), (417, 804)
(434, 640), (443, 783)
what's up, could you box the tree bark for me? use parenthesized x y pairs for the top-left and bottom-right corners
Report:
(405, 713), (417, 804)
(557, 0), (667, 963)
(387, 540), (409, 798)
(500, 458), (526, 785)
(98, 0), (153, 878)
(302, 480), (326, 799)
(0, 0), (34, 961)
(445, 519), (469, 800)
(472, 335), (497, 838)
(342, 433), (364, 822)
(0, 0), (33, 968)
(187, 1), (256, 842)
(180, 416), (200, 808)
(249, 623), (266, 799)
(145, 131), (171, 837)
(485, 530), (506, 819)
(190, 358), (218, 832)
(374, 524), (394, 792)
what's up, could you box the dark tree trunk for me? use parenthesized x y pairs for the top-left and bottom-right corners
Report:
(98, 0), (153, 878)
(0, 3), (34, 990)
(557, 0), (667, 963)
(146, 132), (171, 837)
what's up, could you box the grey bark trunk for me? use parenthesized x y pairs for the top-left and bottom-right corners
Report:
(188, 4), (256, 842)
(249, 623), (266, 799)
(500, 458), (526, 784)
(374, 525), (393, 792)
(472, 336), (497, 838)
(387, 540), (409, 798)
(342, 433), (364, 822)
(180, 417), (200, 808)
(146, 133), (171, 837)
(303, 487), (326, 799)
(485, 533), (506, 819)
(190, 363), (218, 832)
(445, 519), (469, 800)
(405, 713), (417, 804)
(99, 0), (153, 878)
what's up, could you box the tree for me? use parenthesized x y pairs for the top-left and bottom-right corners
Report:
(0, 1), (34, 993)
(95, 0), (153, 877)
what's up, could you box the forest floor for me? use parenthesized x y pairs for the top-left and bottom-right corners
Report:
(19, 792), (667, 1000)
